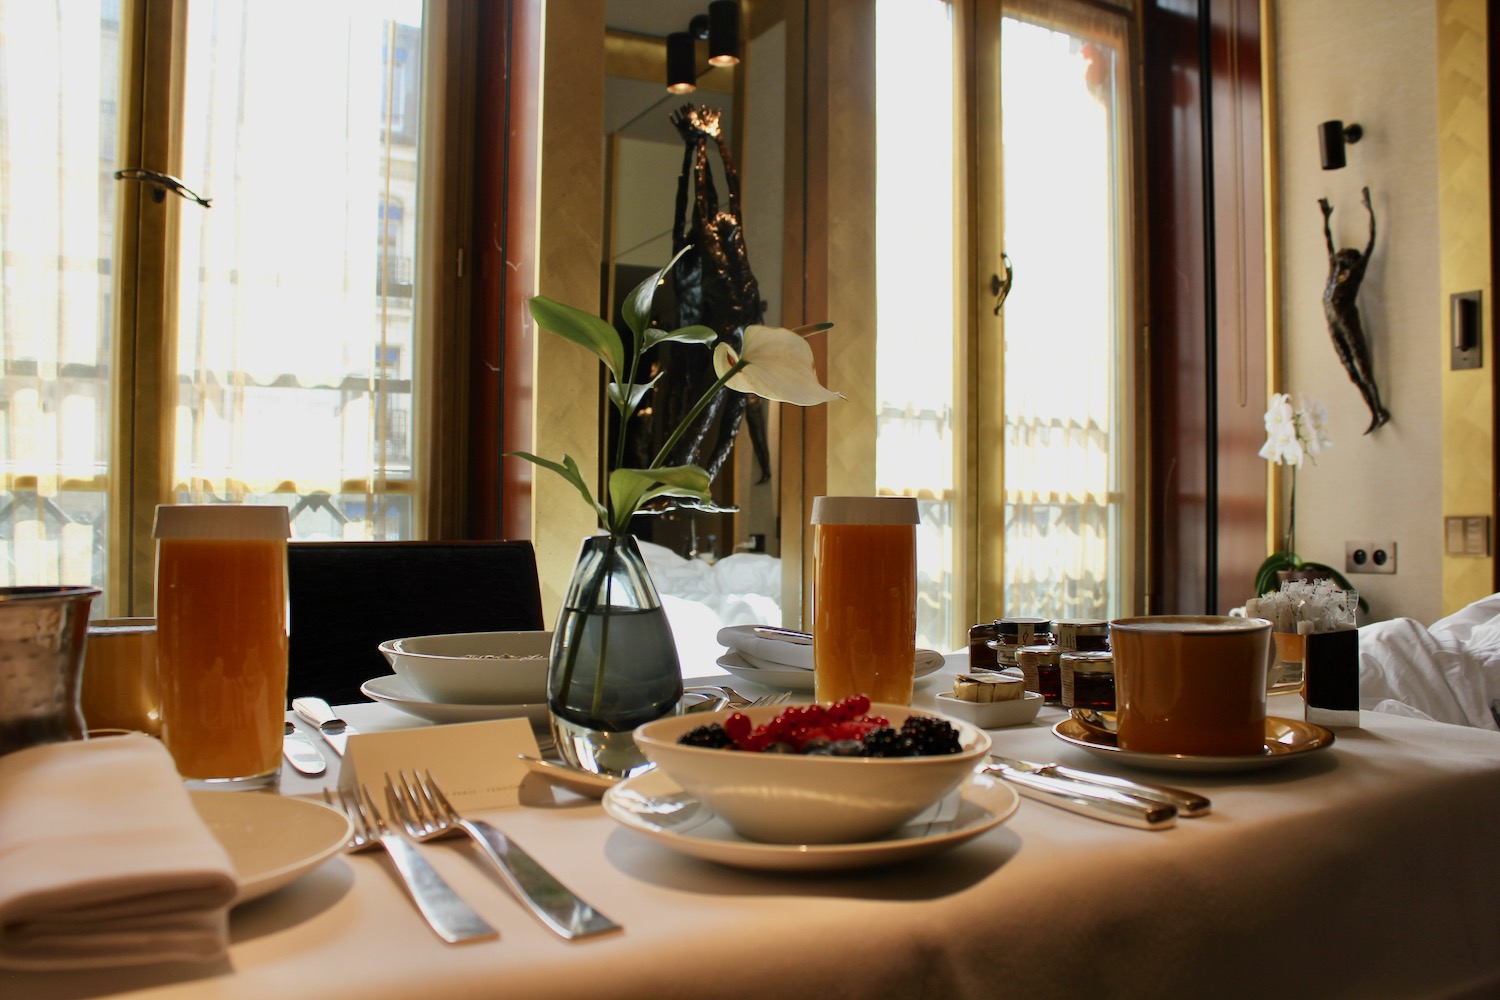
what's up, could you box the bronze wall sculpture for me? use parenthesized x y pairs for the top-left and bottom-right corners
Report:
(1318, 187), (1390, 433)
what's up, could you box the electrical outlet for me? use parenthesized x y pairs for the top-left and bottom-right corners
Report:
(1345, 540), (1397, 574)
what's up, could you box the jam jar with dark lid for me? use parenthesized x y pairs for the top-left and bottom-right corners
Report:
(1060, 650), (1115, 710)
(968, 621), (1002, 670)
(998, 617), (1053, 646)
(1055, 618), (1110, 652)
(1016, 644), (1063, 703)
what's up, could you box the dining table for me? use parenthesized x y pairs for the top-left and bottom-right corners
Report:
(9, 650), (1500, 1000)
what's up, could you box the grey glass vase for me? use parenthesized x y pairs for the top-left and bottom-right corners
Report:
(548, 534), (681, 777)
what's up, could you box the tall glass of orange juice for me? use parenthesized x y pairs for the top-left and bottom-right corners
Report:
(811, 496), (919, 704)
(153, 505), (289, 790)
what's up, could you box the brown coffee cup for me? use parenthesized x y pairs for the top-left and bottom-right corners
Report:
(81, 618), (160, 736)
(1110, 615), (1270, 756)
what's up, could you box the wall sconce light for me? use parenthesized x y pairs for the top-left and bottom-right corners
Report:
(1319, 120), (1363, 171)
(666, 32), (696, 94)
(666, 1), (740, 92)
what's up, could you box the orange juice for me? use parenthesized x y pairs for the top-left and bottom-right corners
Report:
(154, 506), (289, 788)
(81, 618), (160, 735)
(811, 497), (919, 704)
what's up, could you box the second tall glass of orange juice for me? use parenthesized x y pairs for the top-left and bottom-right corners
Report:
(811, 496), (919, 704)
(154, 505), (289, 790)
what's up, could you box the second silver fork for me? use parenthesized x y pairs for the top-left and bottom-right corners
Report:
(324, 786), (497, 945)
(385, 771), (622, 941)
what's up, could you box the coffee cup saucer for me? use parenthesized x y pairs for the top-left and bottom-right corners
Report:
(1052, 715), (1335, 774)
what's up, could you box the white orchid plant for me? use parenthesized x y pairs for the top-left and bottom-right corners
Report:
(519, 248), (840, 537)
(1254, 392), (1363, 605)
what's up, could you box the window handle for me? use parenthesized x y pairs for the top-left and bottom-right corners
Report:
(113, 168), (213, 209)
(991, 252), (1013, 315)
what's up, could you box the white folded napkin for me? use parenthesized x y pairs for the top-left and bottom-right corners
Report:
(0, 733), (238, 971)
(717, 624), (814, 670)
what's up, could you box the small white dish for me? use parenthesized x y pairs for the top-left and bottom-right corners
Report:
(379, 630), (551, 704)
(188, 792), (350, 905)
(603, 768), (1018, 871)
(360, 674), (550, 727)
(1051, 715), (1336, 774)
(716, 649), (946, 693)
(934, 690), (1044, 729)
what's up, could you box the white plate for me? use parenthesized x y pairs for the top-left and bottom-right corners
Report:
(934, 690), (1044, 729)
(602, 768), (1018, 871)
(715, 649), (946, 693)
(360, 674), (551, 726)
(1051, 715), (1336, 774)
(189, 792), (351, 905)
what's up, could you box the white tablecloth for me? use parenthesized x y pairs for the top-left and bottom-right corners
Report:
(10, 655), (1500, 1000)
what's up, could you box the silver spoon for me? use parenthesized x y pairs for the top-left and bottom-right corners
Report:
(517, 754), (637, 798)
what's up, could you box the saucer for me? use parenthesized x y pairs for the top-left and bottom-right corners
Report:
(360, 674), (550, 726)
(1051, 715), (1335, 774)
(715, 649), (945, 693)
(602, 769), (1018, 872)
(189, 792), (350, 905)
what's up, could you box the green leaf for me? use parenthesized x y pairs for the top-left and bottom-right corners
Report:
(528, 296), (624, 378)
(622, 246), (694, 351)
(605, 372), (663, 417)
(511, 451), (608, 526)
(1254, 551), (1302, 598)
(643, 324), (717, 351)
(607, 465), (712, 534)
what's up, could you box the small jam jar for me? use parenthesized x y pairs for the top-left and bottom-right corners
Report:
(994, 617), (1052, 669)
(1016, 644), (1063, 703)
(1054, 618), (1110, 652)
(968, 621), (1002, 670)
(1060, 650), (1116, 710)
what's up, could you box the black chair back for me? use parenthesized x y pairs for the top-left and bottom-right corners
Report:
(287, 540), (546, 705)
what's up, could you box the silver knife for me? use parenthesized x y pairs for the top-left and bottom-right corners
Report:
(292, 696), (357, 756)
(981, 761), (1178, 830)
(283, 722), (327, 775)
(991, 755), (1211, 817)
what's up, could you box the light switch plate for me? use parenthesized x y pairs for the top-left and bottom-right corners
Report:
(1445, 517), (1491, 556)
(1345, 540), (1397, 574)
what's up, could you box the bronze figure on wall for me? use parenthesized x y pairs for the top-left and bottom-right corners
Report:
(1319, 187), (1390, 433)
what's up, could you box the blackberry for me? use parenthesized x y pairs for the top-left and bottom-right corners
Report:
(900, 716), (963, 755)
(677, 723), (734, 749)
(861, 726), (918, 757)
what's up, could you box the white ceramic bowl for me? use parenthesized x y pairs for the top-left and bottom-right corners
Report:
(633, 702), (991, 845)
(378, 631), (551, 705)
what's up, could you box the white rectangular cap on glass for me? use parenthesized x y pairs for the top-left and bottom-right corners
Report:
(152, 505), (291, 540)
(809, 496), (920, 525)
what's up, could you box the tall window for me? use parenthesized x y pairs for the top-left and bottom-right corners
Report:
(0, 0), (428, 611)
(875, 0), (1136, 646)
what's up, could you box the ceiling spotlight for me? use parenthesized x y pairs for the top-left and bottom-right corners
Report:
(706, 1), (740, 67)
(666, 31), (696, 94)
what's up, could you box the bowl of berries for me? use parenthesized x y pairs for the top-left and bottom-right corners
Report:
(633, 695), (991, 844)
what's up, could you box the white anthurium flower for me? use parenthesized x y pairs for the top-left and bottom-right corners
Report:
(712, 324), (843, 406)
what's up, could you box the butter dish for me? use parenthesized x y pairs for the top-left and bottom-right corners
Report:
(934, 690), (1044, 728)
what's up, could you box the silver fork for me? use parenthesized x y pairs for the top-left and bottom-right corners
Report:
(385, 771), (622, 941)
(323, 786), (497, 944)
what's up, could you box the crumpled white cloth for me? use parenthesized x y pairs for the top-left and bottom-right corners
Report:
(0, 733), (237, 970)
(1358, 602), (1500, 730)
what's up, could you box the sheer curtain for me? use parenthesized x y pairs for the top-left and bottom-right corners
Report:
(173, 0), (422, 539)
(874, 0), (959, 652)
(1000, 0), (1132, 619)
(0, 1), (118, 588)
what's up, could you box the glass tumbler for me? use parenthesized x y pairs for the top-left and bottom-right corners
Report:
(811, 496), (919, 704)
(154, 505), (289, 790)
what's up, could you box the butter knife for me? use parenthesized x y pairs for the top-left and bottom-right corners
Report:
(991, 755), (1211, 817)
(283, 722), (327, 775)
(981, 761), (1178, 830)
(292, 696), (357, 756)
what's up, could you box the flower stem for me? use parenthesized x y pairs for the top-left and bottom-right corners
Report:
(1286, 465), (1297, 555)
(650, 359), (747, 469)
(591, 535), (617, 718)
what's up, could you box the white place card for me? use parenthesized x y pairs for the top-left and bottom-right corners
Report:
(338, 717), (541, 811)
